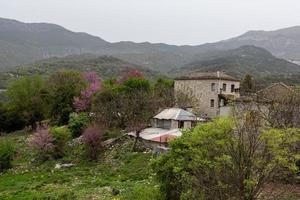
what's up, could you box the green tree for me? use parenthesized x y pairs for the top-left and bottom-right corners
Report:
(49, 126), (71, 158)
(154, 78), (175, 108)
(241, 74), (255, 94)
(92, 77), (157, 131)
(0, 103), (25, 133)
(45, 70), (86, 125)
(68, 112), (91, 138)
(6, 75), (45, 129)
(152, 118), (299, 200)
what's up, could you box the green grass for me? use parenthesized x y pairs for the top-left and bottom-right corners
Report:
(0, 132), (161, 200)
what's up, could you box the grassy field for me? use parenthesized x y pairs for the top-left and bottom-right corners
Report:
(0, 131), (160, 200)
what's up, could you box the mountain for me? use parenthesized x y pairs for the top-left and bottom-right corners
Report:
(0, 55), (161, 89)
(2, 17), (300, 75)
(0, 18), (112, 70)
(0, 17), (195, 72)
(174, 46), (300, 78)
(206, 26), (300, 61)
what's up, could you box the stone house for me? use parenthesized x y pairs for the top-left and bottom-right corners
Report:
(256, 82), (295, 102)
(174, 71), (240, 118)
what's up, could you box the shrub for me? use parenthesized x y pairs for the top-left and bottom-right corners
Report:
(0, 104), (26, 133)
(152, 118), (300, 200)
(0, 140), (15, 172)
(28, 126), (54, 161)
(50, 126), (71, 158)
(82, 125), (103, 160)
(68, 112), (90, 138)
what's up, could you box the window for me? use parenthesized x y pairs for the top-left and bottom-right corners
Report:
(222, 83), (227, 92)
(210, 99), (215, 107)
(211, 83), (216, 91)
(231, 84), (235, 92)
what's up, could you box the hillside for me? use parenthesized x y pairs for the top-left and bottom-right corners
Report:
(0, 17), (194, 72)
(174, 46), (300, 78)
(212, 26), (300, 61)
(0, 55), (161, 90)
(2, 17), (300, 75)
(0, 132), (158, 199)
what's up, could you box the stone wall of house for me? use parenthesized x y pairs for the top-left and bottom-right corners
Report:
(174, 79), (240, 118)
(171, 120), (179, 129)
(183, 121), (192, 129)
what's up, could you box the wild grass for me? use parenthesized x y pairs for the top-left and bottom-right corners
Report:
(0, 131), (160, 200)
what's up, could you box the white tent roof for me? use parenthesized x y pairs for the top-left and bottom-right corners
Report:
(127, 127), (182, 141)
(154, 108), (196, 121)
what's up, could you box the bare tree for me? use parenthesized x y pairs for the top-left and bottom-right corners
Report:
(175, 88), (198, 110)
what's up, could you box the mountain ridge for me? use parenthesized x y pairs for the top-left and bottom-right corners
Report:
(1, 17), (300, 75)
(174, 45), (300, 78)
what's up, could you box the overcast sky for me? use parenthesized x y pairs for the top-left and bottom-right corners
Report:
(0, 0), (300, 45)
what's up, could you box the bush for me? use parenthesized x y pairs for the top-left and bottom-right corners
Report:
(82, 125), (103, 160)
(152, 118), (300, 200)
(50, 126), (71, 158)
(0, 104), (26, 133)
(103, 128), (122, 140)
(68, 112), (90, 138)
(0, 140), (15, 172)
(28, 126), (54, 161)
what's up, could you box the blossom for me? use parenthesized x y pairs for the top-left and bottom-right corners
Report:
(73, 72), (101, 112)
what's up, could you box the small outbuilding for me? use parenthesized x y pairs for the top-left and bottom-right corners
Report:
(153, 108), (197, 129)
(128, 108), (197, 147)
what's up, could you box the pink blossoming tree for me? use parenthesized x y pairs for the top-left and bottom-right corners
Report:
(74, 72), (101, 112)
(27, 125), (55, 161)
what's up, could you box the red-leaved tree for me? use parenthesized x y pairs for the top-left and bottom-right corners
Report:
(82, 125), (103, 160)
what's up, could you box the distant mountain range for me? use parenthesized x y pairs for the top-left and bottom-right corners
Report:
(174, 45), (300, 78)
(1, 17), (300, 80)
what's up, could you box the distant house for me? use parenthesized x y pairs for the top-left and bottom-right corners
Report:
(174, 71), (240, 118)
(128, 108), (196, 146)
(256, 82), (295, 102)
(153, 108), (197, 129)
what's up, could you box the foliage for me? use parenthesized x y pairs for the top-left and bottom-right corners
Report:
(154, 78), (175, 108)
(73, 72), (101, 112)
(6, 75), (45, 129)
(68, 112), (91, 138)
(27, 126), (55, 161)
(49, 126), (71, 158)
(0, 140), (15, 172)
(152, 118), (300, 200)
(45, 70), (86, 125)
(118, 69), (144, 84)
(122, 76), (150, 92)
(0, 103), (26, 133)
(0, 131), (158, 199)
(82, 125), (103, 160)
(92, 77), (157, 131)
(103, 128), (123, 141)
(241, 74), (255, 94)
